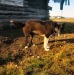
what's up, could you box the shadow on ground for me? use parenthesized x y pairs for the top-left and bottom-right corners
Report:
(62, 22), (74, 33)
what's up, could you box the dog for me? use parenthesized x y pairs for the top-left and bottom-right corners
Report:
(10, 20), (65, 51)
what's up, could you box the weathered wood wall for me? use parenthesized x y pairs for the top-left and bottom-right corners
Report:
(0, 0), (50, 28)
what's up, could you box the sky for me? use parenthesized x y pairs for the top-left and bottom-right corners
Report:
(49, 0), (74, 18)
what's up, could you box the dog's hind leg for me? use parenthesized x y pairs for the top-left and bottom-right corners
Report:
(24, 32), (35, 48)
(29, 32), (35, 47)
(24, 33), (29, 48)
(23, 26), (32, 48)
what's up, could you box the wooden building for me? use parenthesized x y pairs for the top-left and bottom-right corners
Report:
(0, 0), (51, 28)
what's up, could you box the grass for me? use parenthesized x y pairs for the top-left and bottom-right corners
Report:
(0, 44), (74, 75)
(0, 18), (74, 75)
(0, 49), (74, 75)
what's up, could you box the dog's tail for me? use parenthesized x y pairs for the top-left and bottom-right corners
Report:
(10, 20), (25, 28)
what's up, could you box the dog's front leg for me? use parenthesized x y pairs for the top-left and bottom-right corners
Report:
(44, 36), (50, 51)
(57, 29), (60, 37)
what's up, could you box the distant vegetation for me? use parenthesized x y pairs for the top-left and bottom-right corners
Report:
(50, 18), (74, 22)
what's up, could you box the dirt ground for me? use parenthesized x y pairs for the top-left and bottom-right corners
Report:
(0, 28), (74, 59)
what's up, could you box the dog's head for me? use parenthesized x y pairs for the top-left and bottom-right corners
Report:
(53, 22), (65, 36)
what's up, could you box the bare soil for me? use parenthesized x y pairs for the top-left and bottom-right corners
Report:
(0, 29), (74, 59)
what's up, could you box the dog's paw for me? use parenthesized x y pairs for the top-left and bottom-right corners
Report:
(47, 46), (50, 49)
(32, 44), (36, 46)
(25, 46), (28, 49)
(44, 46), (50, 51)
(45, 48), (50, 51)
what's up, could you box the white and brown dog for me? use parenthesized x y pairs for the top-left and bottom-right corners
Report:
(10, 20), (65, 51)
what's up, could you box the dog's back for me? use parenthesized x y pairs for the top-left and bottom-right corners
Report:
(24, 20), (46, 35)
(23, 20), (54, 37)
